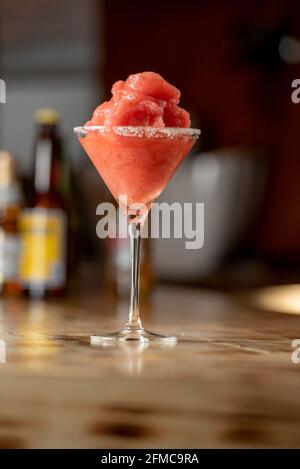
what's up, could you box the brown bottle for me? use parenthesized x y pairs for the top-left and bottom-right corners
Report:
(19, 109), (68, 298)
(0, 151), (23, 296)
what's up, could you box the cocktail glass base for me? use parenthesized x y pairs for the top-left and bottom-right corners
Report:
(91, 325), (177, 344)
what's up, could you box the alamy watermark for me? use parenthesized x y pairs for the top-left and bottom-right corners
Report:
(291, 79), (300, 103)
(96, 196), (204, 250)
(291, 339), (300, 364)
(0, 79), (6, 103)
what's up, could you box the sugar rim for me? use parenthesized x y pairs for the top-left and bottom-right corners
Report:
(74, 125), (201, 140)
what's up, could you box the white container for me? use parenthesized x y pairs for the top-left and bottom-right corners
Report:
(152, 148), (266, 281)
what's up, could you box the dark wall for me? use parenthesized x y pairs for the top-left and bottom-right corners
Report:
(105, 0), (300, 262)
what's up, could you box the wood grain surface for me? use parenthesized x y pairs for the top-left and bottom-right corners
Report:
(0, 286), (299, 448)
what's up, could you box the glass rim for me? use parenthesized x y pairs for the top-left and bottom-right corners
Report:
(74, 125), (201, 140)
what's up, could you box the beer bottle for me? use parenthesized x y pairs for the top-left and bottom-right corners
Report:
(19, 109), (68, 298)
(0, 151), (23, 296)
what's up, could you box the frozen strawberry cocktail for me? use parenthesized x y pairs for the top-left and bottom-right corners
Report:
(85, 71), (190, 128)
(74, 72), (200, 344)
(78, 72), (197, 211)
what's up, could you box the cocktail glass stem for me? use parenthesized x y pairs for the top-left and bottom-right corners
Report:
(126, 222), (143, 329)
(90, 212), (177, 343)
(89, 208), (177, 343)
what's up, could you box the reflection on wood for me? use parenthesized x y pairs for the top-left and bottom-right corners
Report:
(0, 286), (300, 448)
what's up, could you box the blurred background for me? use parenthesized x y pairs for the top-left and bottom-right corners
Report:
(1, 0), (300, 305)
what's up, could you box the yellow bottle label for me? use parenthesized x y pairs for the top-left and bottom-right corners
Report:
(19, 208), (66, 288)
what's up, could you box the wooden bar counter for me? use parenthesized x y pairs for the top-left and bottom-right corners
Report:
(0, 285), (300, 448)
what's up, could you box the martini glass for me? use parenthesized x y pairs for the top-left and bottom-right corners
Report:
(74, 125), (200, 343)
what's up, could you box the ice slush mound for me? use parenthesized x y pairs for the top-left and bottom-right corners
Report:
(86, 72), (191, 128)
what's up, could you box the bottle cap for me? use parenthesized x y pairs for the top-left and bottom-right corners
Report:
(34, 108), (60, 125)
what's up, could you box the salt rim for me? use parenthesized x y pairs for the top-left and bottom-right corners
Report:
(74, 125), (200, 140)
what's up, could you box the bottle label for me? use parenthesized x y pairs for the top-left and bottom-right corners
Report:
(0, 231), (20, 282)
(19, 208), (67, 288)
